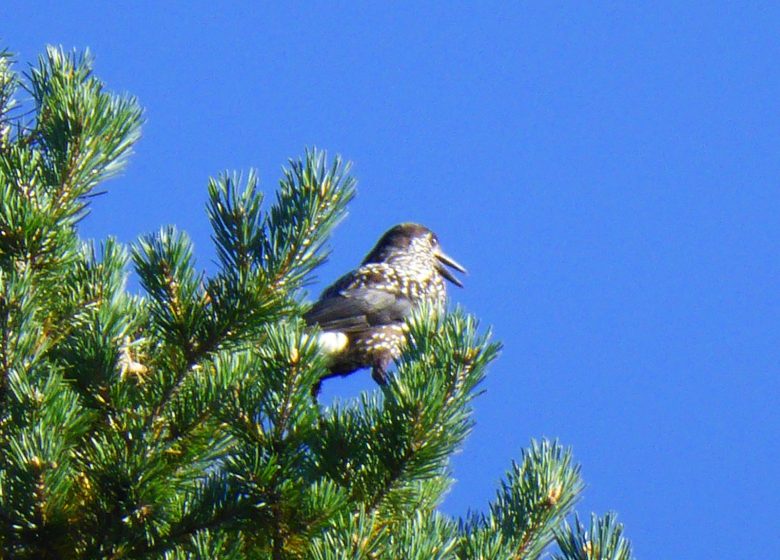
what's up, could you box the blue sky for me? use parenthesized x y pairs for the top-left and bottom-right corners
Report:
(5, 3), (779, 557)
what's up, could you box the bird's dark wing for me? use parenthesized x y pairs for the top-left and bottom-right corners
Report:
(305, 286), (412, 333)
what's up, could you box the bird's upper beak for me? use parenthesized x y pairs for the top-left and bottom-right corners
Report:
(435, 249), (467, 287)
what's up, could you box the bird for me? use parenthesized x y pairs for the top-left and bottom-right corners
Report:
(305, 223), (466, 393)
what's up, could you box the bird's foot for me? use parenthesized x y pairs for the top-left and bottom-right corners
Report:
(371, 368), (387, 385)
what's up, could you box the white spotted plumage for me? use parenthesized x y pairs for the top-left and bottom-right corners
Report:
(306, 223), (464, 391)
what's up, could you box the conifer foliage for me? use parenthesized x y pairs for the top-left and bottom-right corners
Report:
(0, 46), (635, 559)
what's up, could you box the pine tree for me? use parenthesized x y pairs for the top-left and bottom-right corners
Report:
(0, 45), (636, 559)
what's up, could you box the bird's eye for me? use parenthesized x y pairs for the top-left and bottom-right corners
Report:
(430, 233), (439, 245)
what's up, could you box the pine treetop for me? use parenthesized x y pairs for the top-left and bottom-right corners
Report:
(0, 45), (634, 559)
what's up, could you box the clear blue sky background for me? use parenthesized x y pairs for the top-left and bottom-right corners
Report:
(4, 3), (779, 557)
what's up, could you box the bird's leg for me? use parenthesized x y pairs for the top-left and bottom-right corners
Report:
(371, 354), (393, 385)
(311, 378), (323, 399)
(371, 367), (386, 385)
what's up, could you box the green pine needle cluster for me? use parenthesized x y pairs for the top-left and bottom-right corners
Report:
(0, 45), (636, 559)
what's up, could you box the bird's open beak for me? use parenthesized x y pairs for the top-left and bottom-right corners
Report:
(435, 250), (467, 287)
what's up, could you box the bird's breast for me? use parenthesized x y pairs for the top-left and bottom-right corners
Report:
(357, 263), (445, 304)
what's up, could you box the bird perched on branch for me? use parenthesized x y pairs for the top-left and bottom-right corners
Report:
(306, 223), (466, 393)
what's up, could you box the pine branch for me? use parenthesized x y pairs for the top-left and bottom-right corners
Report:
(129, 474), (251, 558)
(134, 151), (355, 440)
(385, 511), (459, 560)
(458, 440), (584, 560)
(133, 227), (207, 437)
(553, 513), (635, 560)
(0, 48), (18, 146)
(0, 144), (79, 273)
(216, 324), (337, 557)
(314, 309), (500, 528)
(207, 170), (264, 276)
(45, 239), (142, 400)
(263, 149), (355, 291)
(162, 529), (244, 560)
(25, 47), (142, 216)
(0, 365), (95, 554)
(0, 268), (46, 405)
(202, 150), (355, 352)
(308, 508), (388, 560)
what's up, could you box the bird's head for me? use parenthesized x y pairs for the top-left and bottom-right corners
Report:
(362, 223), (467, 287)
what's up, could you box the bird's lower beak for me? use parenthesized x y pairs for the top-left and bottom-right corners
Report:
(435, 250), (467, 287)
